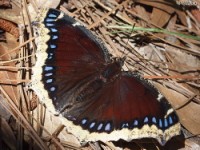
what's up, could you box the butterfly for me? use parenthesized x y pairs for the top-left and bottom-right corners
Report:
(31, 8), (180, 145)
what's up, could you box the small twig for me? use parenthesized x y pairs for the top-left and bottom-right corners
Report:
(0, 66), (31, 71)
(0, 37), (36, 58)
(88, 0), (129, 29)
(0, 54), (34, 64)
(144, 75), (200, 80)
(0, 79), (30, 85)
(175, 94), (197, 110)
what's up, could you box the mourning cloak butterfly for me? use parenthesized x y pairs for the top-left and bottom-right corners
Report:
(31, 8), (181, 145)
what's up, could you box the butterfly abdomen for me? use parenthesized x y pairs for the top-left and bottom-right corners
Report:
(76, 61), (121, 101)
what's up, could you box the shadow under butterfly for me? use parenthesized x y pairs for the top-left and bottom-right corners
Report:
(31, 8), (181, 145)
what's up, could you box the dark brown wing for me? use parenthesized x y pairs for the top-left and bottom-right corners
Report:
(64, 72), (178, 132)
(41, 9), (109, 112)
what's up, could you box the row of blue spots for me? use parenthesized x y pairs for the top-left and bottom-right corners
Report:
(120, 115), (175, 129)
(45, 18), (58, 33)
(45, 12), (59, 30)
(44, 13), (59, 66)
(42, 11), (60, 101)
(44, 13), (59, 39)
(47, 44), (56, 60)
(147, 116), (174, 128)
(43, 14), (57, 90)
(79, 114), (177, 132)
(43, 65), (56, 93)
(81, 119), (112, 132)
(159, 116), (174, 128)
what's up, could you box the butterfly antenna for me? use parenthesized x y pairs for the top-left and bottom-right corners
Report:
(122, 23), (135, 71)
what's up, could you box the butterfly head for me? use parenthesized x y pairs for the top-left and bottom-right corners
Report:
(112, 56), (126, 68)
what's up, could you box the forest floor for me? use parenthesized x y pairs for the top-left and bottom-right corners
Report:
(0, 0), (200, 149)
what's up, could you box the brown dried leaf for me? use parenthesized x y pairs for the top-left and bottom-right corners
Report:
(134, 5), (150, 23)
(151, 8), (172, 27)
(136, 0), (189, 27)
(191, 9), (200, 23)
(165, 45), (200, 73)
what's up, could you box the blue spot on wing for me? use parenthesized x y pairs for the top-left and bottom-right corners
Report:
(89, 122), (95, 129)
(50, 28), (58, 32)
(144, 117), (148, 123)
(133, 120), (138, 126)
(159, 119), (163, 128)
(50, 44), (56, 48)
(46, 23), (54, 27)
(152, 117), (157, 124)
(52, 35), (58, 40)
(48, 14), (57, 18)
(105, 123), (111, 131)
(50, 87), (56, 92)
(45, 72), (53, 76)
(97, 123), (103, 130)
(81, 119), (87, 125)
(164, 118), (168, 127)
(46, 79), (53, 83)
(46, 18), (55, 22)
(44, 66), (53, 71)
(169, 116), (173, 125)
